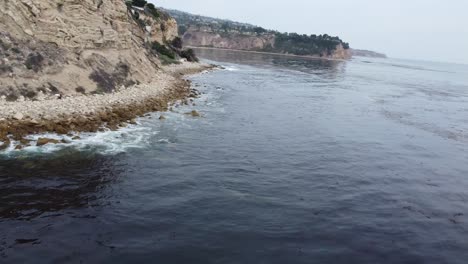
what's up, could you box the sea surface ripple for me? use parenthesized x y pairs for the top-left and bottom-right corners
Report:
(1, 49), (468, 263)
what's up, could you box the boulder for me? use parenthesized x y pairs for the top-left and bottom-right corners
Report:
(20, 138), (31, 146)
(0, 139), (10, 151)
(36, 138), (60, 146)
(188, 110), (200, 117)
(13, 113), (24, 120)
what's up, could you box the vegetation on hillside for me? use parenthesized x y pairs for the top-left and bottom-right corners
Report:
(270, 33), (349, 56)
(129, 0), (147, 8)
(166, 8), (350, 57)
(124, 1), (199, 64)
(125, 0), (172, 21)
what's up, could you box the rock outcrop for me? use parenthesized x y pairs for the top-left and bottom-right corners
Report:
(182, 27), (275, 51)
(0, 0), (179, 101)
(329, 44), (352, 60)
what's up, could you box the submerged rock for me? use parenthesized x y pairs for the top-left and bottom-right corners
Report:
(36, 138), (60, 146)
(159, 115), (166, 120)
(20, 138), (30, 145)
(188, 110), (200, 117)
(0, 139), (11, 150)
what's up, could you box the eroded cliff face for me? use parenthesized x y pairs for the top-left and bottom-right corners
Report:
(146, 17), (179, 44)
(0, 0), (178, 101)
(328, 43), (352, 60)
(182, 27), (275, 51)
(182, 27), (351, 60)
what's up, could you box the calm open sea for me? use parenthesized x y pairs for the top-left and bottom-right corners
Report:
(1, 49), (468, 263)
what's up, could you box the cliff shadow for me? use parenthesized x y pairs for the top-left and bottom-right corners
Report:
(0, 151), (125, 221)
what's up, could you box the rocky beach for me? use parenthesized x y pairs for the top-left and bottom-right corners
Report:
(0, 62), (214, 150)
(0, 0), (216, 151)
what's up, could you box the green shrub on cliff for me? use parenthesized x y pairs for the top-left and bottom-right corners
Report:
(151, 41), (176, 60)
(132, 0), (147, 7)
(171, 37), (183, 49)
(272, 32), (349, 56)
(180, 49), (198, 62)
(158, 54), (180, 65)
(178, 25), (188, 35)
(145, 3), (160, 19)
(146, 3), (156, 9)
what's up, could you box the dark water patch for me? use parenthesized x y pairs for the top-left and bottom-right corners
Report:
(0, 152), (124, 221)
(14, 239), (40, 245)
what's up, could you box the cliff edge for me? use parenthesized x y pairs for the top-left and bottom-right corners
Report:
(0, 0), (179, 101)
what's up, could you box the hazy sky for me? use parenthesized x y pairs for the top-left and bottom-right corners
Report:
(152, 0), (468, 64)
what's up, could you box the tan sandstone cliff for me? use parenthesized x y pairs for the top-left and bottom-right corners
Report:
(328, 44), (351, 60)
(182, 26), (275, 51)
(0, 0), (178, 101)
(181, 26), (351, 60)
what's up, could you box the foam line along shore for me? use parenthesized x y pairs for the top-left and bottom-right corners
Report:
(0, 62), (216, 151)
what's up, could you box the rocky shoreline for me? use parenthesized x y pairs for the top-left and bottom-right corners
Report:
(0, 62), (214, 150)
(187, 46), (350, 61)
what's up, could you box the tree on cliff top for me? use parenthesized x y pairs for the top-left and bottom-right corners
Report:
(145, 3), (160, 19)
(132, 0), (147, 7)
(253, 27), (267, 35)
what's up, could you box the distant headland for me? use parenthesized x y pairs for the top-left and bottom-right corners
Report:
(165, 9), (352, 60)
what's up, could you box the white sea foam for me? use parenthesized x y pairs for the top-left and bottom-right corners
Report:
(0, 100), (206, 157)
(0, 73), (224, 157)
(223, 66), (240, 71)
(0, 123), (159, 157)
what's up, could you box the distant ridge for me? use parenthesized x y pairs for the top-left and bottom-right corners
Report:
(164, 8), (257, 30)
(351, 49), (387, 59)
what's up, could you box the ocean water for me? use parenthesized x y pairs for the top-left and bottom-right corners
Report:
(1, 49), (468, 263)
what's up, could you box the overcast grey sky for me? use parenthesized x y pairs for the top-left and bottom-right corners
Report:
(152, 0), (468, 64)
